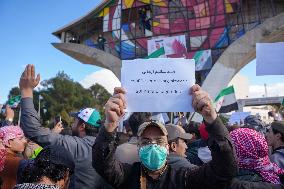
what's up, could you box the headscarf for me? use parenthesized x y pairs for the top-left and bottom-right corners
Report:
(0, 126), (24, 146)
(230, 128), (284, 184)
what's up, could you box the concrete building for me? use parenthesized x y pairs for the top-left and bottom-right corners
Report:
(229, 73), (249, 99)
(52, 0), (284, 100)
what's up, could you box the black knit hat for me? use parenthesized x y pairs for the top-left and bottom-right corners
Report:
(37, 145), (75, 173)
(271, 121), (284, 135)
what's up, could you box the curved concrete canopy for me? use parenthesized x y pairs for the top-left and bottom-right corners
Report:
(52, 43), (122, 79)
(202, 12), (284, 99)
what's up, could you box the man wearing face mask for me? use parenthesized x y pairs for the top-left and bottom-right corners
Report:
(92, 85), (238, 189)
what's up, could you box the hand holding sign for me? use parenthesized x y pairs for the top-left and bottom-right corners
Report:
(104, 87), (126, 132)
(104, 84), (216, 132)
(191, 84), (217, 124)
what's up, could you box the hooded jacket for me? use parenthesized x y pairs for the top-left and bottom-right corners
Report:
(271, 147), (284, 170)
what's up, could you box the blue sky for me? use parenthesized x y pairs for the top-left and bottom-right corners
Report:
(0, 0), (101, 103)
(0, 0), (283, 103)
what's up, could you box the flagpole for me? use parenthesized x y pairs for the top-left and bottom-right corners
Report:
(38, 95), (41, 117)
(188, 112), (195, 123)
(18, 108), (21, 126)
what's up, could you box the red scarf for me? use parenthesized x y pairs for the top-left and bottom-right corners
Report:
(230, 128), (284, 184)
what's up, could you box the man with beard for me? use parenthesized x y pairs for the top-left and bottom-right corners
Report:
(19, 64), (112, 189)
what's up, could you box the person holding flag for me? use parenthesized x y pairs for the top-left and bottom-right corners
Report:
(1, 105), (15, 127)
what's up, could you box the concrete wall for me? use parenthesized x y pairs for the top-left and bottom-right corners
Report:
(229, 74), (249, 99)
(202, 12), (284, 100)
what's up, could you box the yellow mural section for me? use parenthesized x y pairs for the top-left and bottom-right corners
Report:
(124, 0), (135, 8)
(225, 0), (234, 13)
(98, 7), (110, 17)
(122, 0), (167, 8)
(152, 0), (167, 7)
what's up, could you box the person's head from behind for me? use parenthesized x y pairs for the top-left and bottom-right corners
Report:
(266, 121), (284, 149)
(128, 112), (151, 136)
(243, 115), (264, 132)
(184, 121), (201, 141)
(230, 128), (284, 184)
(268, 111), (276, 118)
(24, 145), (75, 189)
(166, 124), (192, 158)
(70, 108), (101, 137)
(0, 125), (27, 155)
(137, 121), (169, 172)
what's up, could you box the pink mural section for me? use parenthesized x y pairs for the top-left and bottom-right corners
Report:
(88, 0), (240, 61)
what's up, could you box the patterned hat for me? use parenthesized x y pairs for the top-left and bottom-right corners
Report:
(70, 108), (101, 128)
(0, 126), (24, 146)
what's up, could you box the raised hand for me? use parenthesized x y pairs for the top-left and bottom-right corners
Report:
(19, 64), (40, 98)
(5, 105), (14, 121)
(190, 84), (217, 124)
(104, 87), (126, 132)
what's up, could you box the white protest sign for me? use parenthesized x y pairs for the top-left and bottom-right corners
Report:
(256, 42), (284, 75)
(121, 58), (195, 112)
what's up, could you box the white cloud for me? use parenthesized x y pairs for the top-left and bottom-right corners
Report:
(35, 83), (44, 91)
(249, 83), (284, 98)
(80, 69), (121, 94)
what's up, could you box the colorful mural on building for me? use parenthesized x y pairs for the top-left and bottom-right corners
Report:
(83, 0), (242, 71)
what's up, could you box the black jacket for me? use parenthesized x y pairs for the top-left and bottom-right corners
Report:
(230, 178), (284, 189)
(92, 117), (238, 189)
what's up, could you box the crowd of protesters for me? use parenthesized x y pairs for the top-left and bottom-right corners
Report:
(0, 64), (284, 189)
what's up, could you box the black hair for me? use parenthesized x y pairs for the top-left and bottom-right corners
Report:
(272, 128), (284, 143)
(78, 118), (100, 136)
(184, 122), (201, 139)
(21, 149), (71, 183)
(128, 112), (151, 136)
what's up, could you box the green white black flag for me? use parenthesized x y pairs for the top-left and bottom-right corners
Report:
(214, 86), (238, 113)
(7, 95), (21, 108)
